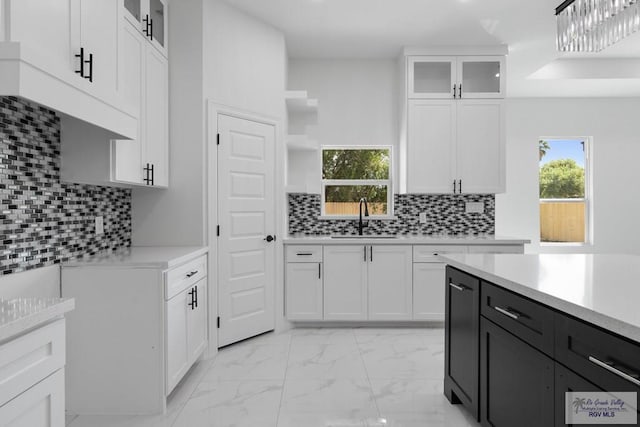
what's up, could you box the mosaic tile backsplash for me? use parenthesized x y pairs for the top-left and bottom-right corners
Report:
(0, 96), (131, 275)
(288, 193), (495, 236)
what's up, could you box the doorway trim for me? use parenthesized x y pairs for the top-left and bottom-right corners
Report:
(206, 100), (284, 357)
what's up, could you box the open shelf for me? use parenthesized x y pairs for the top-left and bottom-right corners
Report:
(285, 90), (319, 114)
(287, 134), (318, 151)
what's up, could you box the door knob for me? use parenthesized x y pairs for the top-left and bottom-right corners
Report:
(264, 235), (276, 242)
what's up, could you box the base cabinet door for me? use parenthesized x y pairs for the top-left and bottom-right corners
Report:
(555, 363), (605, 427)
(187, 281), (207, 362)
(323, 246), (367, 320)
(166, 289), (189, 394)
(480, 317), (554, 427)
(368, 245), (412, 320)
(0, 369), (65, 427)
(413, 262), (446, 320)
(286, 262), (323, 320)
(444, 267), (480, 419)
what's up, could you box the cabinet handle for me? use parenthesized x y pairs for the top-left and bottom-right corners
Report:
(186, 270), (198, 278)
(449, 282), (467, 292)
(143, 163), (151, 185)
(363, 246), (366, 262)
(459, 84), (462, 98)
(370, 245), (373, 262)
(588, 356), (640, 386)
(85, 52), (93, 82)
(453, 180), (456, 194)
(188, 288), (195, 309)
(494, 306), (521, 320)
(458, 179), (462, 194)
(296, 252), (313, 256)
(143, 14), (153, 40)
(75, 48), (85, 78)
(150, 163), (155, 186)
(453, 84), (457, 99)
(194, 285), (198, 308)
(318, 263), (321, 279)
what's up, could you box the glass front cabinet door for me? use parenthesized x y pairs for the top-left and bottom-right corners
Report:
(122, 0), (168, 57)
(408, 56), (505, 99)
(408, 57), (457, 99)
(458, 56), (505, 99)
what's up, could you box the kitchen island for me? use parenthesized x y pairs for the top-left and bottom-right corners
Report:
(439, 253), (640, 426)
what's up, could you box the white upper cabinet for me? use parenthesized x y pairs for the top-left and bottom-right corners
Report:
(123, 0), (168, 58)
(1, 0), (136, 138)
(408, 56), (505, 99)
(407, 99), (505, 194)
(143, 44), (169, 187)
(408, 57), (457, 99)
(456, 100), (505, 194)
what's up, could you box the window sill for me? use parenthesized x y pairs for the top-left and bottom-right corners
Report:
(317, 215), (398, 221)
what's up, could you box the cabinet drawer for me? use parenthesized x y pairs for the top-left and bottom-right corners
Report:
(556, 314), (640, 392)
(413, 245), (467, 263)
(481, 282), (555, 357)
(0, 319), (65, 407)
(286, 245), (322, 263)
(166, 255), (207, 300)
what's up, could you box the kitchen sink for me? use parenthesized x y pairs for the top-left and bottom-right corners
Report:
(330, 235), (398, 239)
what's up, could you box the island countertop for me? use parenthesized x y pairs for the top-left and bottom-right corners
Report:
(0, 297), (75, 343)
(438, 253), (640, 344)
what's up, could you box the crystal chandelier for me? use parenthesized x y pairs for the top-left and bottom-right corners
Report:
(556, 0), (640, 51)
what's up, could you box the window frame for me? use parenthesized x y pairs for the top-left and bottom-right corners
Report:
(538, 136), (592, 247)
(320, 145), (394, 219)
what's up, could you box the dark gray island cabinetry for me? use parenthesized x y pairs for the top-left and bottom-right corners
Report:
(441, 254), (640, 427)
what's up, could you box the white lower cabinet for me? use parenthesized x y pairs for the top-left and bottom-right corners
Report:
(286, 243), (525, 323)
(0, 369), (65, 427)
(166, 279), (207, 394)
(61, 251), (208, 414)
(323, 246), (368, 320)
(413, 263), (446, 320)
(368, 246), (413, 320)
(286, 262), (323, 320)
(0, 319), (67, 427)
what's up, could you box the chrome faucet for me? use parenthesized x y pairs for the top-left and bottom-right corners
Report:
(358, 197), (369, 235)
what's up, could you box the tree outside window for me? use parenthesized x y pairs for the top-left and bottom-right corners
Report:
(539, 139), (589, 243)
(321, 147), (392, 217)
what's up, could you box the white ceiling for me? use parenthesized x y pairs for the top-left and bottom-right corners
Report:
(221, 0), (640, 97)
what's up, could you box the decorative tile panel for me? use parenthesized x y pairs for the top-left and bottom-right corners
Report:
(288, 193), (495, 236)
(0, 97), (131, 275)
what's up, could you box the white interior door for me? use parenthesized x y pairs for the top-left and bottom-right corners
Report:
(217, 114), (276, 347)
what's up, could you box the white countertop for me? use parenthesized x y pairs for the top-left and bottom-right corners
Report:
(63, 246), (208, 269)
(439, 253), (640, 344)
(0, 297), (75, 343)
(284, 235), (530, 245)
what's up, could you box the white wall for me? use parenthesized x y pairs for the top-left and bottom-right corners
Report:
(287, 59), (399, 190)
(497, 98), (640, 254)
(203, 0), (287, 120)
(132, 0), (206, 246)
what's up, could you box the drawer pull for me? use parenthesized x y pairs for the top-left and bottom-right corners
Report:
(494, 306), (521, 320)
(296, 252), (313, 256)
(588, 356), (640, 386)
(449, 282), (467, 292)
(186, 270), (198, 278)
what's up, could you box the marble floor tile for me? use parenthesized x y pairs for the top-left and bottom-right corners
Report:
(358, 335), (445, 380)
(286, 342), (368, 379)
(291, 327), (358, 345)
(279, 379), (378, 418)
(66, 327), (480, 427)
(202, 343), (289, 381)
(172, 380), (283, 427)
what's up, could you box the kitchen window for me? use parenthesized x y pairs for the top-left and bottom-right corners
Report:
(321, 146), (392, 218)
(539, 138), (591, 244)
